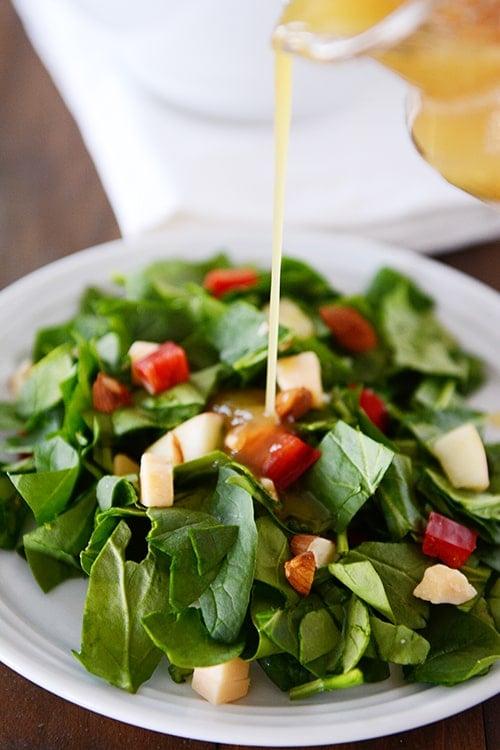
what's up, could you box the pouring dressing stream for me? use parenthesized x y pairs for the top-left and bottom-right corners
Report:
(266, 0), (500, 414)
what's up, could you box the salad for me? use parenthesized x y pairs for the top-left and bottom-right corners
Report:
(0, 252), (499, 705)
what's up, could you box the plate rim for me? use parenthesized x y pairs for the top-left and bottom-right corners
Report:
(0, 221), (499, 746)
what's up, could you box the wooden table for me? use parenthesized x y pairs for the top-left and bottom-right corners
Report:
(0, 2), (498, 748)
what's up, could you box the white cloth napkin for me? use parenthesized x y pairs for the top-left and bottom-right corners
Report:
(13, 0), (500, 253)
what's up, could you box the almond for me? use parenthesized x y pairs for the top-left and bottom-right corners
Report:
(290, 534), (337, 567)
(276, 387), (313, 422)
(290, 534), (319, 556)
(319, 305), (378, 353)
(284, 551), (316, 596)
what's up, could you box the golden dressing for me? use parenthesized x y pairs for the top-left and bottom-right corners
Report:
(265, 50), (293, 417)
(274, 0), (500, 203)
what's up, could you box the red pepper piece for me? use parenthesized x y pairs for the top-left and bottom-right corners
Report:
(359, 387), (389, 433)
(422, 511), (478, 568)
(227, 420), (321, 491)
(203, 267), (259, 298)
(319, 305), (378, 352)
(262, 430), (322, 491)
(92, 372), (132, 413)
(132, 341), (190, 395)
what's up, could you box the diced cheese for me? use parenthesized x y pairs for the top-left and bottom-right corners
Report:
(191, 658), (250, 705)
(145, 430), (183, 465)
(413, 564), (477, 605)
(263, 297), (315, 340)
(432, 422), (489, 492)
(139, 453), (174, 507)
(276, 351), (325, 408)
(113, 453), (139, 476)
(172, 412), (224, 462)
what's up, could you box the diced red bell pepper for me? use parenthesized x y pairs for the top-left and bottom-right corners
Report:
(422, 511), (478, 568)
(92, 372), (132, 413)
(131, 341), (190, 395)
(228, 420), (321, 491)
(319, 305), (378, 352)
(262, 431), (321, 491)
(359, 387), (389, 433)
(203, 267), (259, 298)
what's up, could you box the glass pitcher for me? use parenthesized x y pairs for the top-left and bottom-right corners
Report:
(273, 0), (500, 204)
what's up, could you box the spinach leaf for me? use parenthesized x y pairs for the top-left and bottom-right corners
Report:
(372, 275), (466, 379)
(9, 436), (80, 524)
(260, 594), (328, 665)
(375, 453), (424, 540)
(299, 607), (342, 669)
(121, 255), (229, 300)
(258, 652), (314, 692)
(96, 475), (139, 512)
(74, 521), (169, 692)
(0, 475), (27, 549)
(247, 583), (288, 660)
(23, 486), (96, 592)
(408, 606), (500, 685)
(340, 595), (371, 673)
(205, 301), (285, 381)
(487, 577), (500, 630)
(369, 616), (430, 665)
(80, 506), (146, 575)
(138, 381), (206, 426)
(16, 345), (75, 420)
(148, 507), (238, 611)
(143, 607), (244, 669)
(198, 466), (258, 642)
(254, 516), (297, 603)
(330, 542), (430, 629)
(304, 420), (394, 532)
(0, 401), (24, 432)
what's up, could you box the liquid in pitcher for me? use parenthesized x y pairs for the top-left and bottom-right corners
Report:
(274, 0), (500, 204)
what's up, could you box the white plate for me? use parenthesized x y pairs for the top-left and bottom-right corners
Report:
(0, 223), (499, 746)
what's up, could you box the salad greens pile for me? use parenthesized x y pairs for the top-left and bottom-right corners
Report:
(0, 252), (499, 701)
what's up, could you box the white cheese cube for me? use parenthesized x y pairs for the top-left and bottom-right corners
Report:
(113, 453), (139, 476)
(191, 658), (250, 705)
(139, 453), (174, 507)
(413, 564), (477, 605)
(172, 412), (224, 462)
(432, 422), (489, 492)
(264, 297), (315, 340)
(145, 431), (183, 465)
(276, 351), (325, 408)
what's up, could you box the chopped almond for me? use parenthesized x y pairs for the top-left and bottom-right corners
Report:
(276, 387), (313, 422)
(290, 534), (318, 556)
(92, 372), (132, 413)
(284, 551), (316, 596)
(290, 534), (337, 568)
